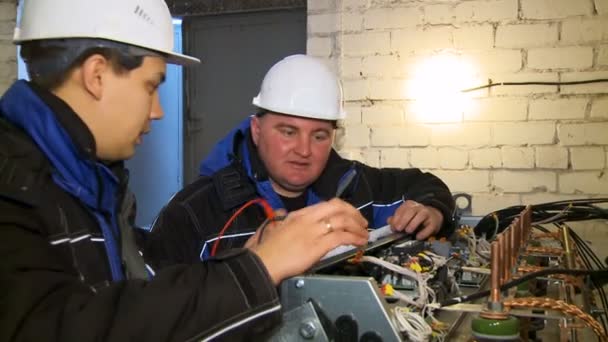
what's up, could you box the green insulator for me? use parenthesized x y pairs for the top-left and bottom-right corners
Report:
(471, 315), (520, 341)
(515, 282), (530, 297)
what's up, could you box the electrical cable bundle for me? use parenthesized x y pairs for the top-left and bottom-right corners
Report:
(562, 222), (608, 335)
(474, 198), (608, 240)
(441, 198), (608, 336)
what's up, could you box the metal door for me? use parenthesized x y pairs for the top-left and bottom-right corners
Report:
(183, 9), (306, 184)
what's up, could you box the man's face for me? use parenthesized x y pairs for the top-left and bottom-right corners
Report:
(95, 56), (166, 160)
(251, 113), (334, 197)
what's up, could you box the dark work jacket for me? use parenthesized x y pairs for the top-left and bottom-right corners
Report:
(144, 117), (456, 268)
(0, 81), (280, 342)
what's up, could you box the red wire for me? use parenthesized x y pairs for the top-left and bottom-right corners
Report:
(210, 198), (274, 257)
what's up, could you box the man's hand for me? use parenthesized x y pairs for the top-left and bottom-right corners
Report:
(248, 198), (368, 285)
(387, 200), (443, 240)
(244, 209), (287, 249)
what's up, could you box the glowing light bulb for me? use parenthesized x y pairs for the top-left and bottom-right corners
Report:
(405, 55), (478, 123)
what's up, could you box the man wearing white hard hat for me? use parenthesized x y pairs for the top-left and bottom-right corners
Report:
(145, 54), (455, 266)
(0, 2), (368, 341)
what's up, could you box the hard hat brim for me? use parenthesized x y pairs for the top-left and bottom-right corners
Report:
(164, 50), (201, 65)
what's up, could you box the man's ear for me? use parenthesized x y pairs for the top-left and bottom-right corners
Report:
(250, 116), (261, 146)
(80, 54), (110, 100)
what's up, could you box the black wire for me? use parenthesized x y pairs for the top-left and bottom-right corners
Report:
(461, 79), (608, 92)
(439, 268), (608, 307)
(474, 198), (608, 238)
(566, 224), (608, 332)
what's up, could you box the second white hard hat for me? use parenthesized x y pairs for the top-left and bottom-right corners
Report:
(14, 0), (199, 65)
(252, 55), (345, 121)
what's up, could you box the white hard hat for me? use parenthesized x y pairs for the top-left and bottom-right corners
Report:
(14, 0), (199, 66)
(252, 54), (345, 121)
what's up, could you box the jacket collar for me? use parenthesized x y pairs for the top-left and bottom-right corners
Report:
(0, 80), (119, 213)
(29, 82), (97, 160)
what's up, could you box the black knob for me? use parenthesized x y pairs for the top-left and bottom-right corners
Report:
(360, 331), (383, 342)
(335, 315), (358, 342)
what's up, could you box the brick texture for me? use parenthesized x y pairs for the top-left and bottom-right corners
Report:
(319, 0), (607, 217)
(569, 147), (606, 170)
(535, 146), (569, 169)
(495, 23), (558, 48)
(521, 0), (593, 19)
(0, 0), (15, 97)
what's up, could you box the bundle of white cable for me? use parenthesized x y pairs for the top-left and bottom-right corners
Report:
(393, 307), (433, 342)
(476, 237), (491, 260)
(361, 256), (432, 307)
(422, 251), (448, 269)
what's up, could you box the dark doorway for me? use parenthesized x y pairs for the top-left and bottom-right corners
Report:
(183, 9), (307, 184)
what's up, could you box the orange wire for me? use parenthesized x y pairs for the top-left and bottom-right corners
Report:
(210, 198), (274, 257)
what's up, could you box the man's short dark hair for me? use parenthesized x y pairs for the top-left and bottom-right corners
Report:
(19, 39), (155, 90)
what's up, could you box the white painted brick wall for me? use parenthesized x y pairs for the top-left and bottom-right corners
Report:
(561, 17), (608, 44)
(0, 20), (13, 40)
(454, 0), (518, 22)
(342, 124), (370, 148)
(342, 57), (363, 78)
(362, 104), (403, 125)
(558, 123), (608, 145)
(495, 23), (558, 48)
(398, 125), (432, 147)
(521, 0), (593, 19)
(527, 47), (594, 70)
(312, 0), (608, 218)
(361, 55), (400, 78)
(431, 123), (492, 146)
(343, 32), (390, 56)
(392, 27), (453, 54)
(561, 71), (608, 94)
(0, 2), (15, 21)
(341, 0), (370, 10)
(453, 25), (494, 50)
(342, 12), (363, 33)
(560, 172), (608, 194)
(371, 126), (403, 146)
(470, 148), (502, 169)
(493, 170), (557, 192)
(0, 0), (16, 96)
(307, 37), (332, 58)
(590, 98), (608, 119)
(308, 1), (332, 12)
(570, 147), (606, 170)
(364, 7), (421, 30)
(410, 147), (439, 169)
(598, 46), (608, 66)
(597, 0), (608, 14)
(536, 146), (569, 169)
(465, 98), (528, 122)
(433, 170), (491, 192)
(369, 79), (406, 100)
(424, 4), (453, 24)
(464, 49), (522, 74)
(438, 148), (469, 169)
(492, 122), (555, 145)
(529, 98), (587, 120)
(342, 79), (368, 101)
(343, 103), (362, 125)
(380, 148), (410, 168)
(363, 148), (381, 167)
(308, 13), (338, 35)
(472, 193), (520, 215)
(501, 147), (535, 169)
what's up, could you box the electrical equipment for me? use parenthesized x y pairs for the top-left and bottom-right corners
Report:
(265, 198), (608, 341)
